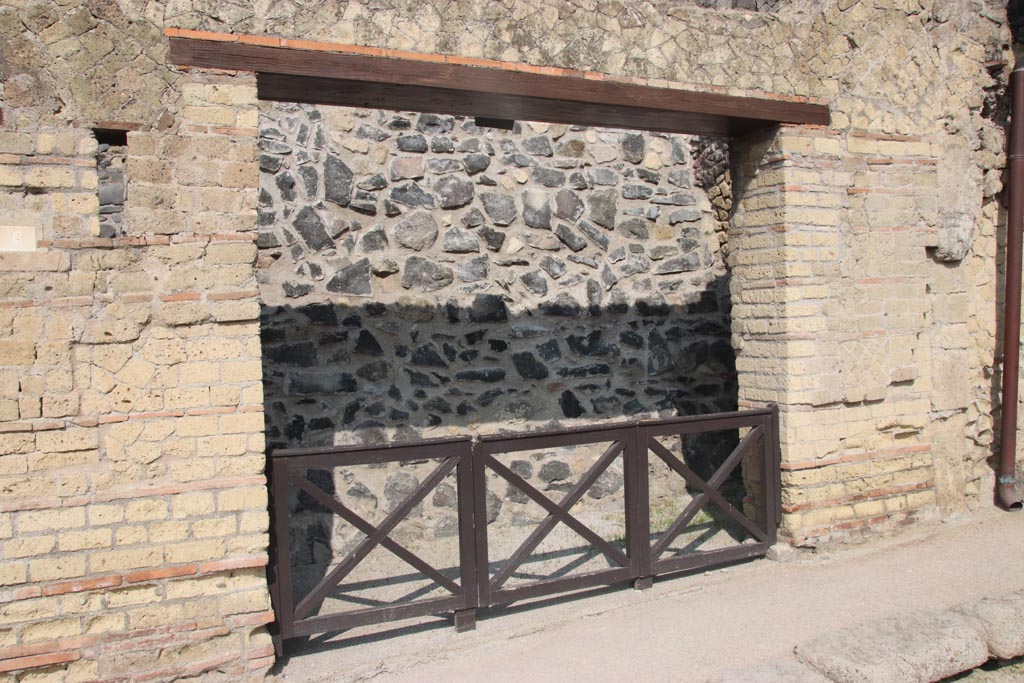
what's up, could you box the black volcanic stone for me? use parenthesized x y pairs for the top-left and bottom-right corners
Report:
(577, 220), (609, 251)
(587, 470), (624, 499)
(539, 461), (571, 483)
(541, 293), (582, 317)
(532, 168), (565, 187)
(647, 329), (673, 375)
(619, 330), (644, 349)
(520, 271), (548, 296)
(436, 174), (474, 209)
(405, 369), (439, 387)
(390, 182), (436, 208)
(464, 153), (491, 175)
(300, 303), (338, 325)
(537, 339), (561, 361)
(416, 113), (454, 134)
(288, 372), (357, 394)
(326, 258), (372, 295)
(297, 165), (319, 197)
(468, 294), (508, 323)
(431, 136), (456, 153)
(522, 136), (553, 156)
(554, 223), (587, 252)
(555, 189), (584, 222)
(265, 342), (317, 367)
(559, 390), (586, 418)
(401, 257), (454, 291)
(512, 352), (549, 380)
(567, 331), (611, 356)
(354, 330), (384, 356)
(425, 397), (452, 414)
(411, 344), (448, 367)
(357, 174), (388, 191)
(557, 363), (611, 378)
(393, 211), (438, 251)
(478, 227), (506, 252)
(356, 360), (393, 382)
(622, 184), (653, 200)
(481, 193), (517, 226)
(455, 368), (506, 382)
(478, 388), (504, 406)
(360, 228), (388, 252)
(522, 189), (552, 229)
(324, 155), (353, 206)
(282, 282), (313, 298)
(588, 189), (617, 229)
(621, 133), (645, 163)
(651, 192), (697, 206)
(292, 207), (333, 251)
(259, 154), (282, 173)
(275, 172), (296, 201)
(618, 217), (649, 240)
(428, 158), (463, 174)
(397, 134), (428, 152)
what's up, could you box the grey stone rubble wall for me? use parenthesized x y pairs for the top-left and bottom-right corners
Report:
(96, 140), (125, 238)
(257, 104), (737, 452)
(256, 104), (743, 590)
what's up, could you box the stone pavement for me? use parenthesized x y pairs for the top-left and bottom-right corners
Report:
(274, 508), (1024, 683)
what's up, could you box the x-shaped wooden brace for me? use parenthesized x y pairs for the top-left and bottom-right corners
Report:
(288, 457), (459, 621)
(484, 441), (629, 591)
(649, 426), (767, 560)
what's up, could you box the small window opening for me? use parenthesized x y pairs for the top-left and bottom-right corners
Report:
(93, 128), (128, 238)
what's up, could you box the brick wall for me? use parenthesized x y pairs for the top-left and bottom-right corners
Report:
(0, 71), (273, 681)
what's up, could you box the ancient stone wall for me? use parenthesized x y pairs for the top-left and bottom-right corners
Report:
(257, 103), (736, 450)
(0, 0), (1017, 680)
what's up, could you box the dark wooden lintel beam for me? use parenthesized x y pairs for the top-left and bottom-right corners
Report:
(168, 37), (830, 136)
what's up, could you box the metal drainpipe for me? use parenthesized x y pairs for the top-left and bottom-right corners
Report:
(998, 60), (1024, 510)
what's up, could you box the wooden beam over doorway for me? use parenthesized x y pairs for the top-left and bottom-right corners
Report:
(168, 35), (830, 137)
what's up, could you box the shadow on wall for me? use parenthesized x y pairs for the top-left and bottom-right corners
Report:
(260, 285), (743, 617)
(260, 283), (737, 455)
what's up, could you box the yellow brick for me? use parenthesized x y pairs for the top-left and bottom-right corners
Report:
(182, 105), (237, 126)
(58, 528), (113, 552)
(218, 487), (267, 512)
(238, 512), (268, 534)
(0, 562), (27, 586)
(164, 539), (223, 564)
(19, 507), (86, 533)
(107, 585), (162, 608)
(67, 659), (100, 683)
(221, 360), (262, 383)
(30, 555), (87, 581)
(175, 415), (219, 437)
(125, 499), (168, 522)
(89, 504), (125, 526)
(59, 593), (103, 616)
(127, 603), (186, 629)
(149, 521), (190, 543)
(24, 167), (75, 188)
(192, 517), (236, 539)
(35, 428), (97, 453)
(197, 435), (247, 457)
(85, 614), (126, 635)
(0, 166), (23, 186)
(115, 526), (148, 546)
(22, 618), (82, 642)
(90, 547), (162, 573)
(4, 535), (56, 558)
(219, 589), (270, 616)
(220, 412), (263, 435)
(0, 596), (59, 624)
(172, 492), (215, 519)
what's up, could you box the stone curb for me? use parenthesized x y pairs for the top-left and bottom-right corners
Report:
(707, 589), (1024, 683)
